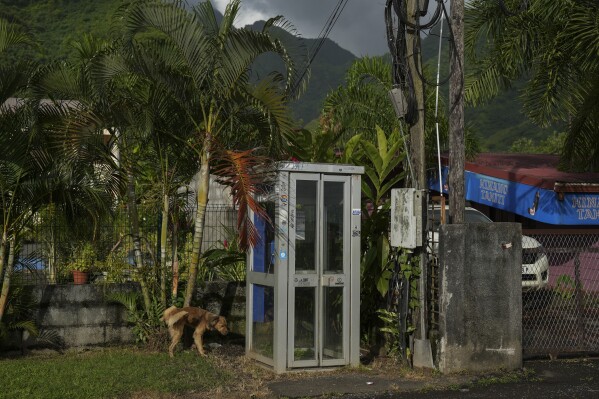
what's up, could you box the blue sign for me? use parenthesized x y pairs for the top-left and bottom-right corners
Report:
(429, 166), (599, 225)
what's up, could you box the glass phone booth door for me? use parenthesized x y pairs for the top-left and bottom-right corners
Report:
(246, 162), (362, 373)
(288, 173), (350, 368)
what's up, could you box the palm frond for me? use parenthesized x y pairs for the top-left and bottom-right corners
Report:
(106, 290), (140, 313)
(212, 148), (271, 250)
(0, 18), (34, 55)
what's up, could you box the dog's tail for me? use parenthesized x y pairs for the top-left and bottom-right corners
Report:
(162, 306), (181, 322)
(162, 306), (188, 327)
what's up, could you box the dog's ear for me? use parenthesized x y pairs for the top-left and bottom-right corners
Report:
(208, 314), (219, 328)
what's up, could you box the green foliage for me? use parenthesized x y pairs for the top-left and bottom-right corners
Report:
(0, 348), (229, 399)
(360, 126), (405, 205)
(395, 250), (421, 314)
(465, 0), (599, 170)
(0, 282), (38, 345)
(323, 57), (399, 143)
(555, 274), (576, 300)
(376, 309), (401, 356)
(66, 242), (97, 272)
(201, 226), (246, 282)
(284, 127), (341, 162)
(106, 291), (165, 345)
(338, 126), (406, 343)
(509, 132), (567, 155)
(0, 0), (121, 64)
(101, 245), (132, 283)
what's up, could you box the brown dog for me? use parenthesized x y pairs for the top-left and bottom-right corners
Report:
(162, 306), (228, 357)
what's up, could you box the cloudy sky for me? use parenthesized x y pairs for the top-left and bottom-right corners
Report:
(211, 0), (391, 57)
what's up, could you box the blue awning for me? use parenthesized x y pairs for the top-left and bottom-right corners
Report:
(429, 166), (599, 225)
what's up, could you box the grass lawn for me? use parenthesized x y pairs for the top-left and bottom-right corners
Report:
(0, 348), (230, 399)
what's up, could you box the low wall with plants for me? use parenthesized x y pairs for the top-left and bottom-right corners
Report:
(24, 284), (136, 350)
(3, 282), (246, 351)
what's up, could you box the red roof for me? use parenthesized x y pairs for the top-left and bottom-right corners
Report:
(447, 153), (599, 193)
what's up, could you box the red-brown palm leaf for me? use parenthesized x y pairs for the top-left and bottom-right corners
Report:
(213, 148), (271, 250)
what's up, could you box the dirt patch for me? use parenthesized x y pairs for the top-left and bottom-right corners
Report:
(179, 344), (471, 399)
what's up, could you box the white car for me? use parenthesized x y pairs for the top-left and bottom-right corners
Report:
(427, 207), (549, 290)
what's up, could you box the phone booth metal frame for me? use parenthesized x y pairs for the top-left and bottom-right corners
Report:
(246, 162), (363, 372)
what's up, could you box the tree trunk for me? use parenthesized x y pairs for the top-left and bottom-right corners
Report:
(183, 148), (210, 307)
(126, 167), (152, 314)
(449, 0), (465, 224)
(48, 223), (57, 284)
(160, 192), (169, 307)
(171, 220), (179, 303)
(0, 236), (16, 323)
(0, 230), (7, 289)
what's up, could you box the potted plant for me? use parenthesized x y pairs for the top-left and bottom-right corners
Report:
(68, 243), (97, 284)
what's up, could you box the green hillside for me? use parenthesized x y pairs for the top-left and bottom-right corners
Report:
(0, 0), (121, 63)
(246, 21), (356, 124)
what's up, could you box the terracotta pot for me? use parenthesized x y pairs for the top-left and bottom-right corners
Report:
(72, 270), (89, 285)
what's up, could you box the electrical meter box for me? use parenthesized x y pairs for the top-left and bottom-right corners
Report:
(390, 188), (425, 249)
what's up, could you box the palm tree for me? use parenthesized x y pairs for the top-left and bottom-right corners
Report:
(0, 25), (123, 321)
(118, 0), (302, 305)
(30, 33), (165, 310)
(0, 94), (118, 322)
(465, 0), (599, 171)
(322, 56), (479, 165)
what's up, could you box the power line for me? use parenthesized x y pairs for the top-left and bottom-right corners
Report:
(291, 0), (350, 96)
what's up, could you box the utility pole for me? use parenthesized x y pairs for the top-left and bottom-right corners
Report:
(407, 1), (426, 189)
(448, 0), (465, 224)
(406, 0), (433, 369)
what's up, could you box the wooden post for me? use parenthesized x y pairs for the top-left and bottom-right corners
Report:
(407, 1), (426, 190)
(407, 1), (432, 368)
(448, 0), (465, 224)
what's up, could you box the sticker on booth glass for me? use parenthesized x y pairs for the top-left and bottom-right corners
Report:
(279, 250), (287, 259)
(352, 209), (361, 215)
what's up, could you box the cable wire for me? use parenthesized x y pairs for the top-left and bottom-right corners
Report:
(291, 0), (350, 95)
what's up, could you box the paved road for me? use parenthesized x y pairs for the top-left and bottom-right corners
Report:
(346, 359), (599, 399)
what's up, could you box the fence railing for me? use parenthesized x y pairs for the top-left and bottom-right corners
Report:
(521, 231), (599, 357)
(13, 205), (238, 286)
(427, 228), (599, 358)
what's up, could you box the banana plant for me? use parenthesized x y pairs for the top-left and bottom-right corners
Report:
(342, 125), (406, 338)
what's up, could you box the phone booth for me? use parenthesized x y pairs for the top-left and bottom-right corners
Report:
(246, 162), (363, 372)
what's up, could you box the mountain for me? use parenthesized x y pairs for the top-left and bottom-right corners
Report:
(0, 0), (550, 149)
(245, 21), (355, 124)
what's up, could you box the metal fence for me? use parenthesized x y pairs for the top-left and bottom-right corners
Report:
(13, 205), (238, 285)
(426, 227), (599, 359)
(522, 231), (599, 358)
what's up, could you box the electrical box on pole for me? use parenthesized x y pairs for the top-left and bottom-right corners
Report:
(390, 188), (425, 249)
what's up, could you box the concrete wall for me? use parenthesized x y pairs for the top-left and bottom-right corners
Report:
(437, 223), (522, 373)
(6, 282), (246, 350)
(27, 283), (136, 348)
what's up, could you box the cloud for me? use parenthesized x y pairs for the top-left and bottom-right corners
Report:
(209, 0), (390, 56)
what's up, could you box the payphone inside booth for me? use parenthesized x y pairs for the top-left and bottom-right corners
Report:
(246, 162), (364, 373)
